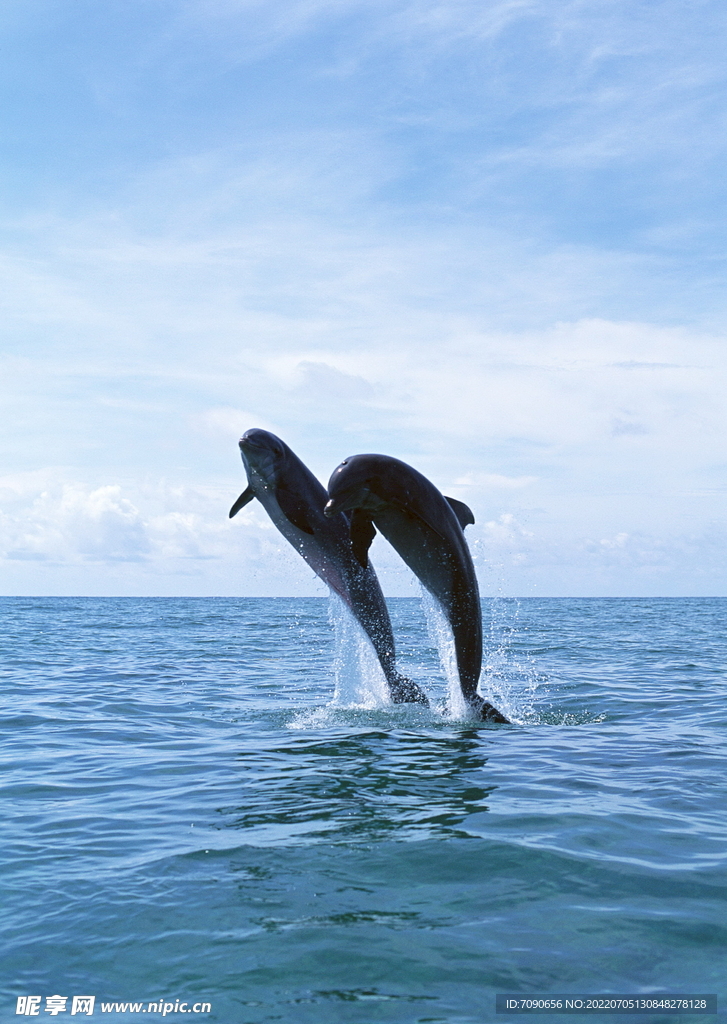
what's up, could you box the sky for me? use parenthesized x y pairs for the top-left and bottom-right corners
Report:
(1, 0), (727, 597)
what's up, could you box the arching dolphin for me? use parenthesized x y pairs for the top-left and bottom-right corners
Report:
(229, 429), (428, 706)
(324, 454), (509, 723)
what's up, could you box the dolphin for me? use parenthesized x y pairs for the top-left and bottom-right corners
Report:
(324, 454), (509, 723)
(229, 429), (428, 706)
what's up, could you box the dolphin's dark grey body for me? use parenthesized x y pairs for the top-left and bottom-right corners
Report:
(325, 454), (509, 723)
(229, 430), (427, 706)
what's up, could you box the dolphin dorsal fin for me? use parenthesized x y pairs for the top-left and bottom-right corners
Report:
(350, 509), (377, 568)
(444, 496), (475, 529)
(229, 485), (255, 518)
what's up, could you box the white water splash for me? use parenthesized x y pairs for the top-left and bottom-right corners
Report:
(286, 706), (337, 730)
(480, 597), (545, 724)
(419, 588), (469, 719)
(327, 593), (391, 708)
(420, 588), (535, 722)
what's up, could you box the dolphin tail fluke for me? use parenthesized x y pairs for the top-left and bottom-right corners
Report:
(469, 695), (510, 724)
(389, 675), (429, 706)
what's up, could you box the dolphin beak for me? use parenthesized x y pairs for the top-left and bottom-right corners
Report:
(323, 499), (336, 518)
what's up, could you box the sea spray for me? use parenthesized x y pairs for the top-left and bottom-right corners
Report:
(419, 587), (468, 718)
(481, 597), (548, 724)
(327, 592), (391, 707)
(420, 589), (533, 721)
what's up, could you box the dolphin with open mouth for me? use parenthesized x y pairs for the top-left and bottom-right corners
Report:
(324, 453), (509, 723)
(229, 429), (428, 706)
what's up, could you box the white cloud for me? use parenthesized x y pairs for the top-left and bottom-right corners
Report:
(2, 482), (148, 564)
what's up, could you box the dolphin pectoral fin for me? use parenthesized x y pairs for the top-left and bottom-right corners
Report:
(276, 486), (316, 535)
(350, 509), (377, 568)
(444, 496), (475, 529)
(229, 485), (255, 518)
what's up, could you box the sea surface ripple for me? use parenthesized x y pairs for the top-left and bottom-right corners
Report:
(0, 597), (725, 1023)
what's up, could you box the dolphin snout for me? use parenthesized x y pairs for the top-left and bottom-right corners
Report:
(323, 499), (336, 518)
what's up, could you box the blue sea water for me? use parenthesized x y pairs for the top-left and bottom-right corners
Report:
(0, 596), (725, 1024)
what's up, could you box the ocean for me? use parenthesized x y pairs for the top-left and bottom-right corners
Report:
(1, 596), (725, 1024)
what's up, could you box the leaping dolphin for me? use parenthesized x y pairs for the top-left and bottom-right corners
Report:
(229, 429), (428, 706)
(324, 454), (509, 723)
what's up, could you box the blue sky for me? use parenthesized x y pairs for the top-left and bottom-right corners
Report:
(2, 0), (726, 596)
